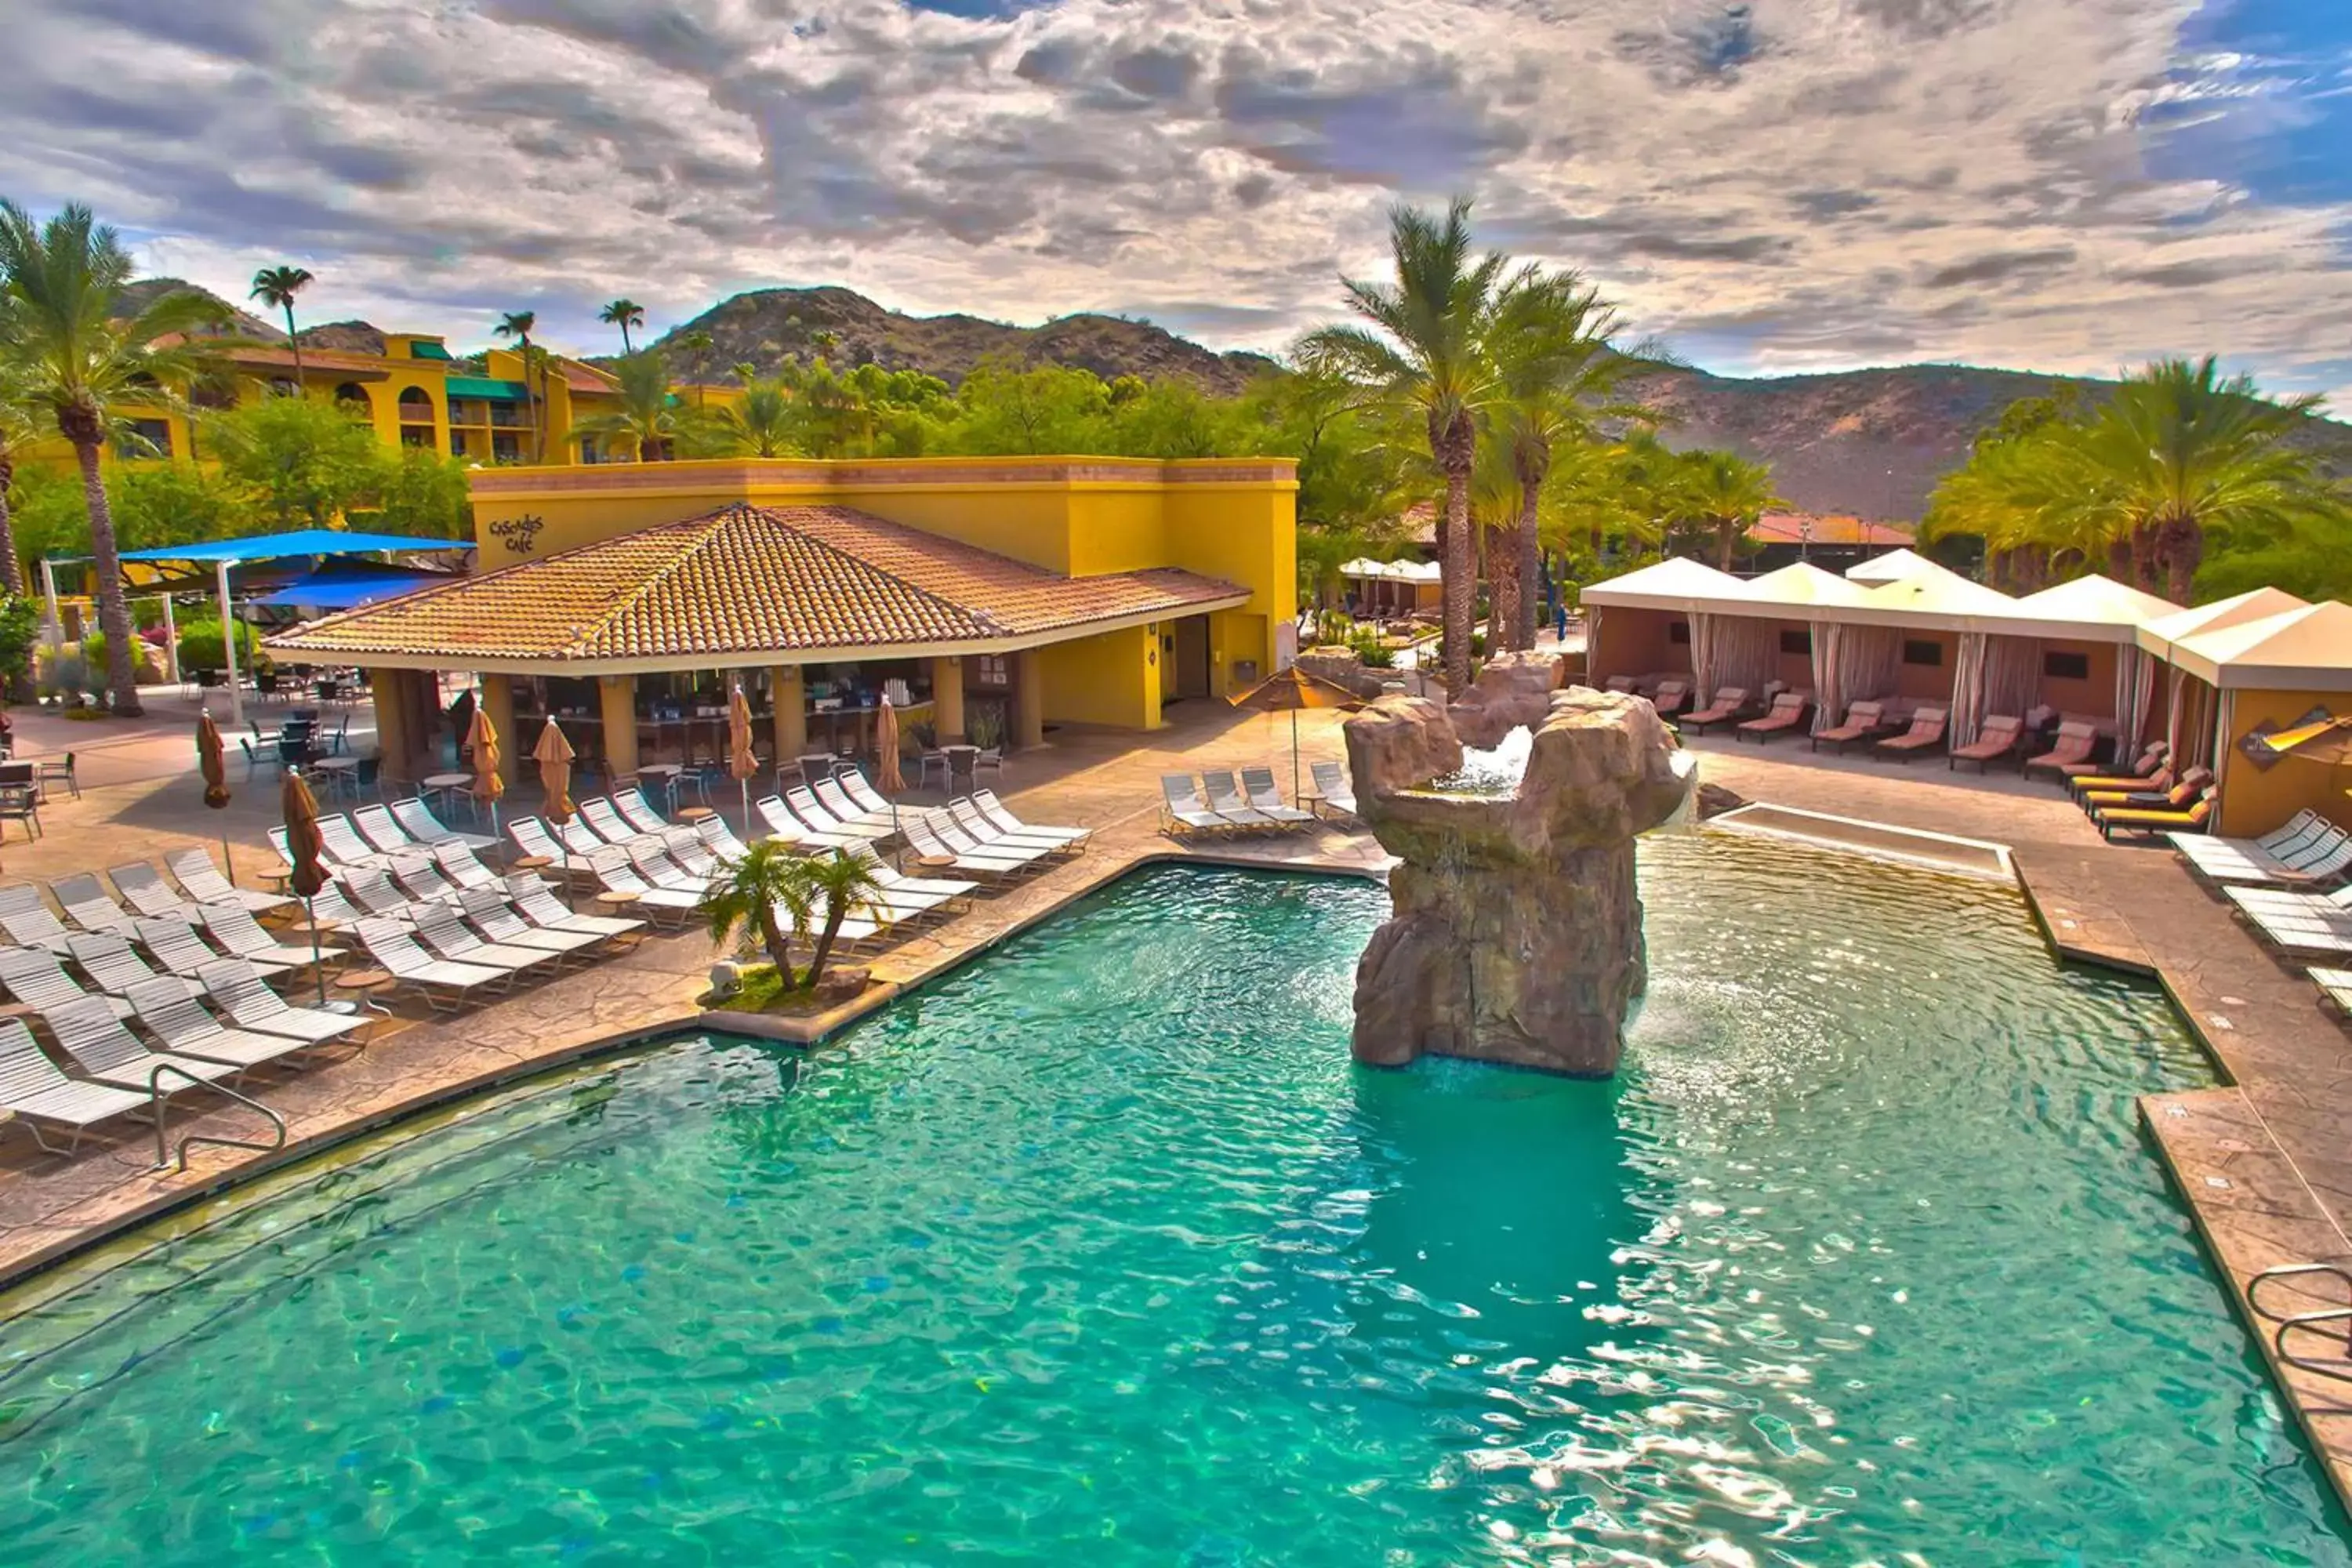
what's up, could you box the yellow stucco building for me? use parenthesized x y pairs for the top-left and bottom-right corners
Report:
(267, 456), (1299, 784)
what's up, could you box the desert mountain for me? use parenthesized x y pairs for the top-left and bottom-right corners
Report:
(643, 286), (1279, 397)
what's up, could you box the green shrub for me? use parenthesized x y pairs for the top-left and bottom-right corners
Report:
(176, 619), (263, 673)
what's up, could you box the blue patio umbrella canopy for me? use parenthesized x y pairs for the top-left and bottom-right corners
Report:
(250, 565), (459, 611)
(117, 529), (474, 564)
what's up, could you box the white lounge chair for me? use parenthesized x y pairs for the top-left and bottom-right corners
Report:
(197, 959), (371, 1046)
(390, 796), (499, 854)
(124, 977), (316, 1072)
(0, 1017), (153, 1152)
(0, 944), (133, 1018)
(972, 790), (1089, 850)
(42, 994), (246, 1092)
(1159, 775), (1232, 837)
(107, 862), (203, 921)
(354, 918), (510, 1011)
(166, 848), (294, 916)
(1308, 760), (1359, 821)
(1239, 768), (1316, 829)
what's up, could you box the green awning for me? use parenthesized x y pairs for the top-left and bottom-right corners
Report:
(444, 376), (527, 401)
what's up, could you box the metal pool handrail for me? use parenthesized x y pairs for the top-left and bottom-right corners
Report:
(147, 1062), (288, 1174)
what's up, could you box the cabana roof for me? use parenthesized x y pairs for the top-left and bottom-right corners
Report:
(1741, 561), (1875, 608)
(1579, 556), (1749, 612)
(2136, 585), (2310, 660)
(1844, 547), (1935, 584)
(2169, 600), (2352, 691)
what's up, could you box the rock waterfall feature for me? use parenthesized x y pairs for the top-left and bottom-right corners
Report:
(1346, 681), (1693, 1076)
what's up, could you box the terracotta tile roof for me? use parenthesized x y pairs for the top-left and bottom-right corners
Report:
(265, 503), (1247, 666)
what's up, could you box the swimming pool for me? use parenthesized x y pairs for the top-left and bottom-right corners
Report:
(2, 839), (2344, 1564)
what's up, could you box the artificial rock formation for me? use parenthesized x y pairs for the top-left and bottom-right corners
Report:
(1347, 685), (1691, 1076)
(1445, 649), (1565, 748)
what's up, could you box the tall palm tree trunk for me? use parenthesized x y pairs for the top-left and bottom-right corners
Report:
(70, 437), (142, 714)
(1488, 522), (1519, 655)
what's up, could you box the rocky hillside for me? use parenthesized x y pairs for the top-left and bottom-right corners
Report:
(644, 286), (1278, 395)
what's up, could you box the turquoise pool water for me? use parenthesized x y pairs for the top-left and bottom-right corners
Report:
(2, 838), (2345, 1565)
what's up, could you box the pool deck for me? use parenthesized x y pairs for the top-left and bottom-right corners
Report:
(8, 709), (2352, 1510)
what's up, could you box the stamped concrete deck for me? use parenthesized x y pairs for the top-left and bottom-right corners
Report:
(9, 704), (2352, 1513)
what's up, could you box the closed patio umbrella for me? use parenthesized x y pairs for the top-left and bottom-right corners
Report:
(198, 710), (234, 889)
(281, 770), (331, 1004)
(728, 681), (760, 840)
(1227, 666), (1363, 800)
(466, 699), (505, 838)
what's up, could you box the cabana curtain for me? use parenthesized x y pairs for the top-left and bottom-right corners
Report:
(1949, 633), (1987, 749)
(1690, 613), (1777, 706)
(2115, 644), (2158, 754)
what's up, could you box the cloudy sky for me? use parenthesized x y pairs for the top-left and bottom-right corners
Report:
(4, 0), (2349, 396)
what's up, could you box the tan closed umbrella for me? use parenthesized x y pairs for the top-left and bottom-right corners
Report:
(466, 699), (505, 837)
(728, 681), (760, 840)
(197, 709), (234, 890)
(281, 770), (331, 1004)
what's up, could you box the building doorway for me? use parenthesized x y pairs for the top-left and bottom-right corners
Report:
(1171, 615), (1212, 701)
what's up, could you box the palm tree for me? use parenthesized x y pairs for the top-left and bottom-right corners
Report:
(493, 310), (542, 461)
(598, 298), (644, 354)
(565, 350), (701, 460)
(1298, 199), (1505, 694)
(0, 201), (227, 713)
(674, 328), (715, 407)
(1483, 268), (1635, 650)
(249, 264), (314, 394)
(1682, 449), (1783, 572)
(697, 840), (880, 993)
(698, 370), (797, 457)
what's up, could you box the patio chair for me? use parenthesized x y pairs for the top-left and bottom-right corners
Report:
(1648, 679), (1691, 717)
(122, 977), (315, 1073)
(107, 862), (202, 921)
(201, 902), (347, 970)
(1239, 768), (1318, 828)
(1679, 688), (1751, 735)
(1733, 692), (1810, 745)
(353, 918), (511, 1011)
(66, 931), (185, 999)
(50, 873), (138, 935)
(2022, 720), (2100, 784)
(0, 944), (133, 1018)
(1160, 775), (1235, 837)
(36, 752), (78, 800)
(502, 873), (646, 942)
(0, 1017), (154, 1153)
(454, 887), (606, 964)
(196, 959), (370, 1046)
(1201, 771), (1280, 833)
(2096, 788), (2215, 842)
(41, 994), (247, 1094)
(1947, 714), (2025, 773)
(1308, 760), (1359, 822)
(408, 900), (561, 981)
(1875, 706), (1950, 763)
(973, 789), (1090, 850)
(165, 848), (295, 916)
(390, 795), (499, 854)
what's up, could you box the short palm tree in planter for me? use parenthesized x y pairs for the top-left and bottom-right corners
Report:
(699, 840), (883, 1004)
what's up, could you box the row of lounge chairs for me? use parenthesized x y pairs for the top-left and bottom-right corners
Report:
(1159, 767), (1343, 837)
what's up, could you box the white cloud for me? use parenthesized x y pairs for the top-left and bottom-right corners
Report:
(2, 0), (2347, 400)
